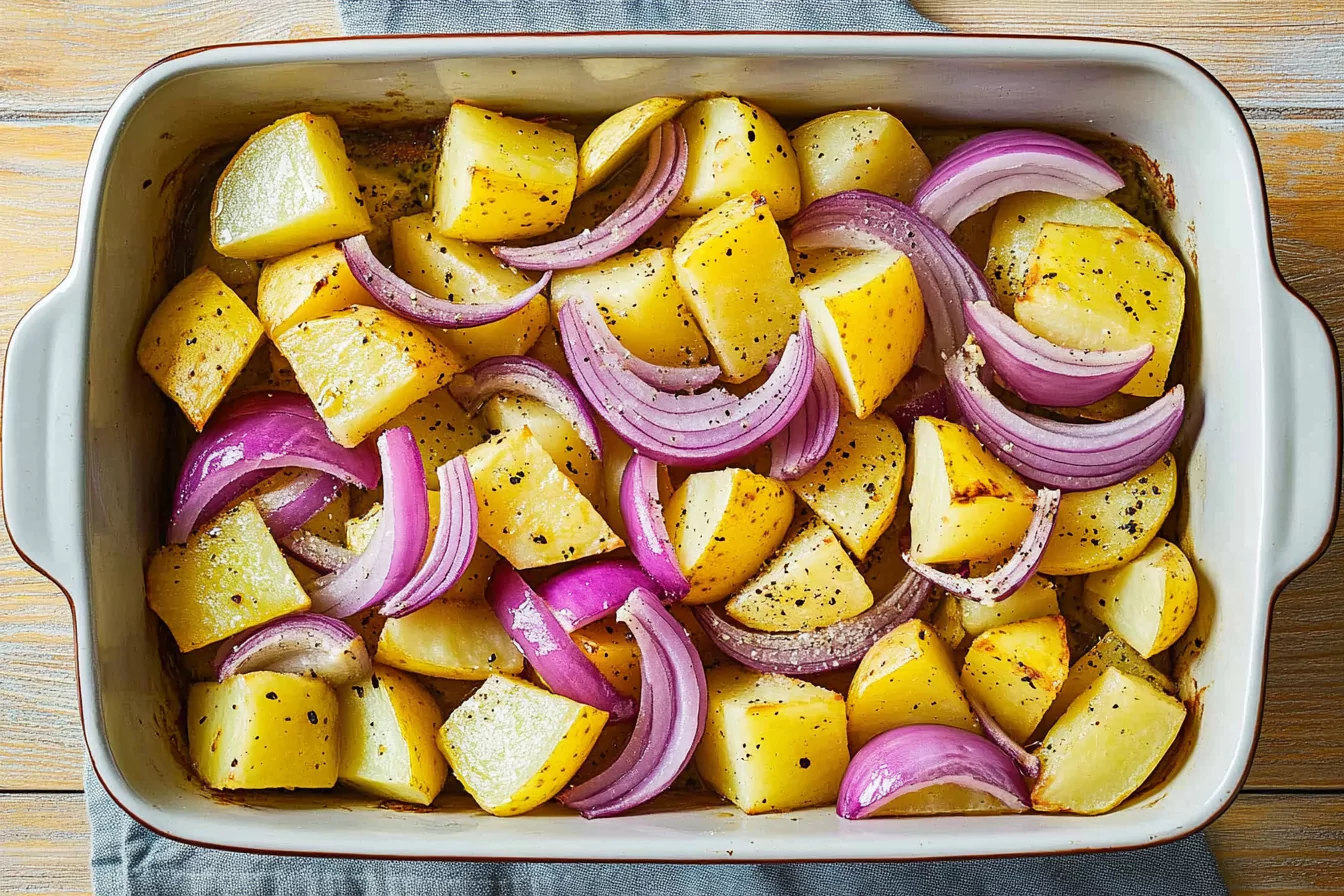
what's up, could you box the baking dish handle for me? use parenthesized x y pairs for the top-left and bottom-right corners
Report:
(2, 275), (88, 596)
(1264, 283), (1341, 590)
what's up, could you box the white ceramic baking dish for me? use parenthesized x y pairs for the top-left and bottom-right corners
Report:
(2, 32), (1339, 861)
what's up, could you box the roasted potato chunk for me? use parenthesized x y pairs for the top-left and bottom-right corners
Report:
(1036, 632), (1175, 735)
(337, 665), (448, 805)
(576, 96), (688, 195)
(380, 387), (485, 490)
(960, 615), (1070, 742)
(1083, 536), (1198, 657)
(569, 620), (642, 701)
(956, 567), (1059, 638)
(480, 394), (603, 508)
(670, 97), (800, 219)
(789, 109), (931, 208)
(256, 241), (373, 337)
(871, 783), (1017, 817)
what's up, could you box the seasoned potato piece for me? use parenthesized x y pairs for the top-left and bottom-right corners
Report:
(672, 193), (802, 382)
(577, 96), (688, 195)
(337, 665), (448, 805)
(960, 615), (1069, 742)
(1037, 632), (1175, 735)
(431, 103), (577, 242)
(664, 468), (794, 605)
(480, 394), (603, 508)
(231, 469), (349, 542)
(694, 666), (849, 814)
(381, 387), (485, 490)
(595, 425), (670, 542)
(853, 504), (912, 598)
(670, 97), (800, 219)
(148, 501), (310, 652)
(930, 594), (969, 651)
(550, 248), (709, 368)
(796, 248), (924, 418)
(1056, 574), (1110, 657)
(634, 214), (698, 252)
(190, 226), (261, 305)
(789, 109), (931, 208)
(871, 782), (1016, 817)
(725, 516), (873, 632)
(418, 678), (481, 717)
(1083, 537), (1197, 657)
(1032, 667), (1186, 814)
(985, 193), (1142, 304)
(1018, 222), (1185, 397)
(569, 619), (642, 700)
(274, 304), (463, 447)
(212, 113), (370, 260)
(256, 241), (373, 337)
(391, 212), (549, 366)
(847, 620), (979, 750)
(136, 267), (264, 430)
(956, 568), (1059, 638)
(526, 325), (573, 379)
(465, 427), (621, 568)
(1038, 453), (1177, 576)
(908, 417), (1037, 564)
(187, 671), (337, 790)
(437, 674), (607, 816)
(789, 412), (905, 560)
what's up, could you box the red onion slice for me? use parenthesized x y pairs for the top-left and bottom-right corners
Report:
(342, 234), (550, 329)
(619, 454), (689, 598)
(912, 129), (1125, 233)
(168, 393), (380, 544)
(791, 190), (990, 363)
(768, 353), (840, 480)
(449, 356), (603, 459)
(487, 563), (636, 721)
(379, 456), (478, 618)
(493, 121), (688, 271)
(561, 295), (721, 392)
(308, 426), (430, 619)
(539, 558), (659, 633)
(252, 470), (345, 539)
(558, 296), (815, 467)
(692, 566), (932, 675)
(947, 348), (1184, 491)
(560, 587), (707, 817)
(964, 300), (1153, 406)
(885, 387), (949, 434)
(837, 724), (1030, 819)
(969, 695), (1041, 778)
(280, 529), (356, 574)
(212, 613), (371, 687)
(903, 488), (1060, 604)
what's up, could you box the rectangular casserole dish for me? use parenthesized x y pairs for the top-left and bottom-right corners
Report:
(2, 32), (1338, 861)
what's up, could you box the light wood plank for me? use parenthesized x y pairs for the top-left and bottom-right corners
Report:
(0, 793), (90, 896)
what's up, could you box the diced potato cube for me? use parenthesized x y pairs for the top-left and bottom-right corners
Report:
(871, 782), (1017, 817)
(670, 97), (800, 219)
(672, 193), (802, 382)
(481, 394), (603, 508)
(569, 620), (642, 701)
(390, 212), (549, 366)
(960, 615), (1070, 742)
(380, 387), (486, 489)
(465, 427), (621, 568)
(788, 412), (906, 560)
(797, 248), (925, 418)
(1083, 536), (1198, 657)
(957, 569), (1059, 638)
(635, 214), (698, 252)
(418, 678), (481, 717)
(550, 248), (709, 368)
(725, 516), (873, 632)
(930, 594), (969, 651)
(853, 504), (912, 598)
(336, 665), (448, 805)
(1039, 453), (1178, 575)
(1032, 667), (1186, 814)
(136, 267), (264, 430)
(212, 112), (370, 260)
(189, 225), (261, 305)
(147, 501), (310, 652)
(847, 619), (979, 750)
(694, 666), (849, 814)
(437, 674), (607, 816)
(187, 671), (338, 790)
(596, 425), (669, 542)
(1036, 632), (1175, 735)
(909, 416), (1037, 564)
(274, 304), (464, 447)
(430, 103), (577, 242)
(664, 468), (794, 605)
(526, 325), (572, 379)
(1018, 222), (1185, 396)
(789, 109), (931, 208)
(1056, 574), (1110, 657)
(577, 96), (688, 195)
(256, 241), (373, 337)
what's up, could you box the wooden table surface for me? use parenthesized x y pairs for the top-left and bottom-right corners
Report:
(1, 1), (1341, 892)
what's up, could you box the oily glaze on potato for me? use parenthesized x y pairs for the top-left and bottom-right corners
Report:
(960, 615), (1070, 743)
(337, 665), (448, 805)
(670, 97), (800, 219)
(1083, 536), (1198, 657)
(256, 241), (373, 337)
(789, 109), (931, 208)
(576, 96), (688, 195)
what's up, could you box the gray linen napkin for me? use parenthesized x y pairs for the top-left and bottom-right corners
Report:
(87, 2), (1228, 892)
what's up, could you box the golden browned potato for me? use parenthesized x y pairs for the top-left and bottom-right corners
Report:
(336, 665), (448, 805)
(568, 620), (642, 701)
(1083, 536), (1198, 657)
(960, 615), (1069, 742)
(1036, 631), (1175, 735)
(789, 109), (931, 208)
(669, 97), (800, 219)
(256, 241), (373, 337)
(576, 96), (688, 195)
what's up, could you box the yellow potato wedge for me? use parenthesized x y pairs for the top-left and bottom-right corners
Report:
(256, 241), (373, 337)
(960, 615), (1070, 743)
(870, 782), (1018, 817)
(569, 619), (642, 701)
(930, 594), (969, 651)
(380, 387), (486, 490)
(956, 565), (1059, 638)
(337, 665), (449, 805)
(789, 109), (931, 208)
(480, 394), (603, 508)
(670, 97), (800, 219)
(1036, 631), (1175, 736)
(576, 96), (688, 195)
(1083, 536), (1198, 657)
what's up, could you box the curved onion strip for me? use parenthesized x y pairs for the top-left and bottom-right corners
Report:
(964, 300), (1153, 406)
(308, 427), (430, 618)
(560, 588), (707, 817)
(487, 563), (636, 721)
(212, 613), (371, 687)
(564, 296), (721, 392)
(885, 387), (949, 435)
(769, 353), (840, 480)
(969, 695), (1041, 778)
(539, 558), (659, 633)
(379, 456), (478, 618)
(837, 724), (1030, 819)
(449, 356), (603, 459)
(279, 529), (356, 574)
(692, 566), (932, 675)
(904, 488), (1060, 604)
(619, 454), (689, 598)
(342, 234), (550, 329)
(493, 121), (688, 271)
(912, 129), (1125, 233)
(252, 470), (345, 539)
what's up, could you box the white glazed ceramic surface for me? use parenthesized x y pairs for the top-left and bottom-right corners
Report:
(2, 34), (1338, 861)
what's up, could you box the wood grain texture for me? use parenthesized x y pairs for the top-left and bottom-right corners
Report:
(0, 793), (91, 896)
